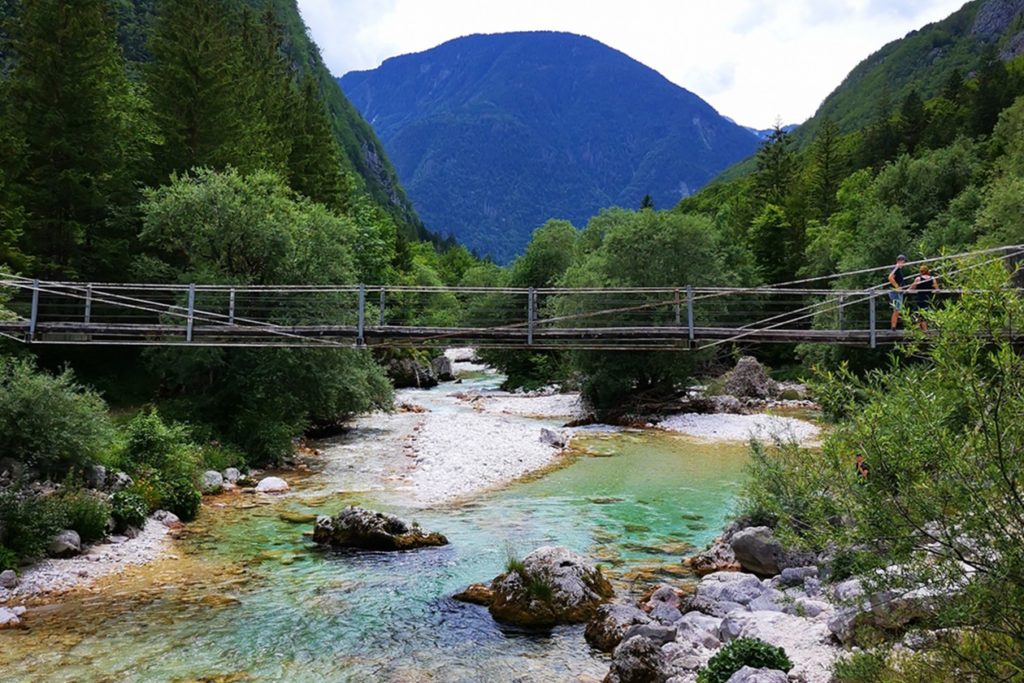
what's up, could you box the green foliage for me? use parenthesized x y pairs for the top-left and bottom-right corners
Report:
(505, 557), (526, 575)
(697, 638), (792, 683)
(160, 477), (201, 522)
(121, 409), (192, 473)
(57, 489), (110, 543)
(832, 650), (891, 683)
(0, 357), (114, 476)
(0, 545), (17, 572)
(744, 265), (1024, 673)
(525, 576), (554, 602)
(0, 489), (64, 562)
(110, 491), (147, 531)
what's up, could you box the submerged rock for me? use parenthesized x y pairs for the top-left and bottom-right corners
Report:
(489, 546), (614, 627)
(453, 583), (495, 606)
(255, 477), (289, 494)
(312, 506), (448, 551)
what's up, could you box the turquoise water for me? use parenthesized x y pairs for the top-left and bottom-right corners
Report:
(0, 391), (748, 682)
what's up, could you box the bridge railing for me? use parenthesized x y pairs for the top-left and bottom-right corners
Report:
(0, 277), (968, 349)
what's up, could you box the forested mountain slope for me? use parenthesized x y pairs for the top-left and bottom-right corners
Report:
(340, 31), (760, 262)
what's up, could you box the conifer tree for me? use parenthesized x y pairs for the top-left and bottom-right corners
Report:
(5, 0), (142, 277)
(807, 119), (845, 223)
(287, 74), (350, 211)
(753, 123), (794, 206)
(898, 90), (927, 154)
(147, 0), (245, 177)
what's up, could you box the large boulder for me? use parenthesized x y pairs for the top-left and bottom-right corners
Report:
(827, 576), (937, 645)
(431, 355), (455, 382)
(687, 540), (741, 576)
(312, 506), (448, 551)
(729, 527), (788, 577)
(489, 546), (614, 627)
(723, 356), (777, 400)
(83, 464), (107, 490)
(586, 603), (652, 652)
(692, 572), (767, 613)
(604, 635), (672, 683)
(0, 569), (18, 589)
(200, 470), (224, 494)
(726, 667), (789, 683)
(48, 529), (82, 558)
(386, 358), (438, 389)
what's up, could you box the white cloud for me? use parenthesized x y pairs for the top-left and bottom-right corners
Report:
(296, 0), (969, 128)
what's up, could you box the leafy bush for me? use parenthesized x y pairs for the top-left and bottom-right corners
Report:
(0, 545), (18, 571)
(125, 476), (164, 514)
(121, 409), (191, 472)
(832, 649), (891, 683)
(0, 357), (113, 476)
(161, 477), (201, 522)
(110, 491), (147, 531)
(58, 489), (111, 543)
(697, 638), (792, 683)
(0, 489), (65, 561)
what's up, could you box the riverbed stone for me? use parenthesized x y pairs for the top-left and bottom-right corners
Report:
(223, 467), (241, 484)
(84, 464), (107, 490)
(585, 603), (652, 652)
(48, 529), (82, 558)
(200, 471), (224, 494)
(673, 611), (722, 649)
(695, 571), (766, 606)
(724, 356), (777, 399)
(622, 621), (677, 646)
(255, 476), (289, 494)
(539, 427), (567, 448)
(0, 569), (17, 589)
(604, 635), (672, 683)
(729, 527), (787, 576)
(650, 602), (684, 624)
(489, 546), (614, 627)
(726, 666), (790, 683)
(687, 540), (741, 576)
(109, 471), (133, 491)
(152, 510), (182, 529)
(0, 606), (25, 629)
(431, 355), (455, 382)
(386, 358), (438, 389)
(312, 506), (448, 551)
(453, 583), (495, 606)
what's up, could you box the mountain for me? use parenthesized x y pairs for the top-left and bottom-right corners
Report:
(743, 124), (798, 140)
(801, 0), (1024, 139)
(339, 31), (760, 262)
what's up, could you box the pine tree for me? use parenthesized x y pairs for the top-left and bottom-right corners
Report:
(640, 194), (654, 210)
(287, 74), (350, 211)
(807, 119), (845, 223)
(898, 90), (927, 154)
(146, 0), (246, 177)
(753, 123), (794, 206)
(5, 0), (142, 277)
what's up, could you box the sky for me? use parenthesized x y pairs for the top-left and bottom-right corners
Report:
(295, 0), (969, 129)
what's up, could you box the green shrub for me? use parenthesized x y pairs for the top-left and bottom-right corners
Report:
(126, 475), (164, 514)
(832, 649), (891, 683)
(110, 491), (147, 531)
(697, 638), (792, 683)
(58, 490), (111, 543)
(161, 477), (201, 522)
(0, 545), (17, 571)
(198, 442), (244, 473)
(121, 409), (191, 472)
(0, 357), (113, 476)
(526, 576), (554, 601)
(0, 489), (65, 561)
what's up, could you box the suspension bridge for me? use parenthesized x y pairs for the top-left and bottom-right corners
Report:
(1, 246), (1021, 351)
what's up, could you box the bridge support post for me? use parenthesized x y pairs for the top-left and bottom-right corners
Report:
(28, 279), (39, 342)
(674, 288), (681, 326)
(837, 295), (844, 331)
(357, 284), (366, 346)
(527, 288), (535, 346)
(84, 284), (93, 324)
(379, 288), (386, 326)
(186, 283), (195, 342)
(228, 288), (235, 325)
(686, 285), (694, 348)
(869, 293), (876, 349)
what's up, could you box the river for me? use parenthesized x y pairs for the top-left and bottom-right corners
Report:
(0, 369), (750, 682)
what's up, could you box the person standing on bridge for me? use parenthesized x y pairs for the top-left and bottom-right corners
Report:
(887, 255), (908, 331)
(908, 265), (937, 331)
